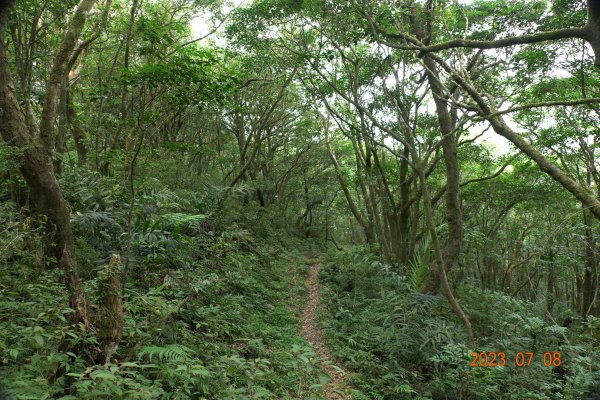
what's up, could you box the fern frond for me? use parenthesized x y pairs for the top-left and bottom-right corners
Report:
(139, 344), (194, 363)
(408, 237), (431, 291)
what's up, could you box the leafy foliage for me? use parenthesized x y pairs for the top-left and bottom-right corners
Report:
(2, 0), (600, 398)
(0, 171), (326, 398)
(319, 247), (600, 399)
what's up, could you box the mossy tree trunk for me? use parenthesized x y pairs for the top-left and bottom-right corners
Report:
(0, 0), (97, 327)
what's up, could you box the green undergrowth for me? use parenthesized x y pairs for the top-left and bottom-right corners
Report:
(319, 246), (600, 400)
(0, 170), (329, 399)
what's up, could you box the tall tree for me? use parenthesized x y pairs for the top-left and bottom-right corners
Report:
(0, 0), (97, 326)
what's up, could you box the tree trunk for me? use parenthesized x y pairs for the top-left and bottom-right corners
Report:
(582, 208), (597, 318)
(398, 145), (411, 265)
(323, 115), (374, 243)
(545, 243), (557, 315)
(0, 0), (96, 327)
(55, 74), (68, 173)
(434, 62), (600, 220)
(585, 0), (600, 68)
(414, 155), (474, 344)
(95, 254), (124, 364)
(66, 90), (88, 164)
(423, 56), (463, 293)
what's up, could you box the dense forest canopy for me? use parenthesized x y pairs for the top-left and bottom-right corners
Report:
(1, 0), (600, 398)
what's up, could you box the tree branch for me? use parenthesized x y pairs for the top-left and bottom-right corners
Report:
(39, 0), (97, 151)
(492, 98), (600, 116)
(417, 27), (587, 55)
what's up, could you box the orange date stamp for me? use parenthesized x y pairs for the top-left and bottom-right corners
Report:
(469, 351), (562, 367)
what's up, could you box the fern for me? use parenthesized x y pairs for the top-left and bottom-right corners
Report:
(71, 210), (121, 236)
(408, 237), (430, 291)
(161, 212), (207, 233)
(138, 344), (194, 362)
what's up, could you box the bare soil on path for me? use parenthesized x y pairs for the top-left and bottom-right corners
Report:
(300, 256), (352, 400)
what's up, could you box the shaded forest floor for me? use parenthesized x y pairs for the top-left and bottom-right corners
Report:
(300, 255), (352, 400)
(0, 202), (336, 399)
(2, 183), (598, 400)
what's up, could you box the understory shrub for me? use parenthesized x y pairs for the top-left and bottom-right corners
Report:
(319, 247), (600, 399)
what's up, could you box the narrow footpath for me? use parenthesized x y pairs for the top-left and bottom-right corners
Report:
(301, 256), (352, 400)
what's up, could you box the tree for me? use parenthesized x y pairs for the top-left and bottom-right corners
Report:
(0, 0), (97, 327)
(367, 0), (600, 220)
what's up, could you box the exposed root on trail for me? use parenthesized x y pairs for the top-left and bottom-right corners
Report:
(301, 257), (352, 400)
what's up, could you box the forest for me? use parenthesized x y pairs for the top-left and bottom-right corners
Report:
(1, 0), (600, 398)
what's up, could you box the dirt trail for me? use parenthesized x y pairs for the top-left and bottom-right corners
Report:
(301, 257), (352, 400)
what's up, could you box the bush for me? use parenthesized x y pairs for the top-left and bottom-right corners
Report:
(319, 247), (599, 399)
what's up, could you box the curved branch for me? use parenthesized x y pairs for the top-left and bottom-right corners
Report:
(364, 3), (600, 67)
(163, 1), (246, 59)
(492, 97), (600, 116)
(427, 52), (600, 220)
(419, 27), (587, 55)
(460, 153), (519, 186)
